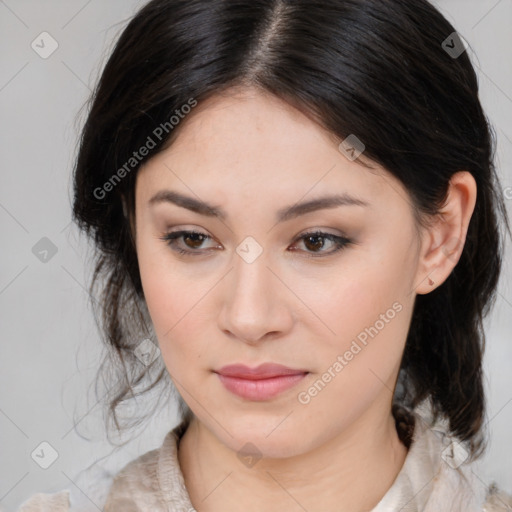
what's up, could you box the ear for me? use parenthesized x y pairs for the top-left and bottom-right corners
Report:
(414, 171), (477, 294)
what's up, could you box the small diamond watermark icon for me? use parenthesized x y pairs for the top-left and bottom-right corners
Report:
(134, 338), (160, 366)
(236, 236), (263, 264)
(32, 237), (58, 263)
(441, 32), (468, 59)
(31, 441), (59, 469)
(237, 442), (262, 468)
(338, 134), (365, 161)
(441, 440), (469, 469)
(31, 32), (59, 59)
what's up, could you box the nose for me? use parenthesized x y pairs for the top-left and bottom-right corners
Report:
(217, 252), (294, 345)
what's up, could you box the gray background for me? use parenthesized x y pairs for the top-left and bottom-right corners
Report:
(1, 1), (511, 510)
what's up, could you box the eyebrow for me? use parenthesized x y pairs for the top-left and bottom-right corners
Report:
(148, 190), (369, 223)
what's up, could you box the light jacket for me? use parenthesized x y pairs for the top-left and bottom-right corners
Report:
(12, 402), (512, 511)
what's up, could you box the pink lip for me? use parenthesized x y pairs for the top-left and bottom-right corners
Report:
(215, 363), (309, 401)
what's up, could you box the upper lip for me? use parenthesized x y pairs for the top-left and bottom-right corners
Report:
(215, 363), (308, 380)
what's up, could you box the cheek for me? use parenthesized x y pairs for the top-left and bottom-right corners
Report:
(299, 237), (415, 395)
(306, 248), (413, 351)
(312, 279), (410, 381)
(142, 276), (208, 381)
(137, 242), (205, 369)
(297, 277), (411, 424)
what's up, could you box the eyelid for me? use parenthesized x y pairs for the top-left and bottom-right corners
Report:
(295, 226), (350, 239)
(159, 226), (353, 258)
(162, 224), (349, 240)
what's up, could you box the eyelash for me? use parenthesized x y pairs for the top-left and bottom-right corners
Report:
(158, 229), (352, 258)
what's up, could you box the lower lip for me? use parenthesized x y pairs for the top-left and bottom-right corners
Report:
(216, 372), (308, 401)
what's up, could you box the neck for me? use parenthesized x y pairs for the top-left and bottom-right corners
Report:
(178, 404), (409, 512)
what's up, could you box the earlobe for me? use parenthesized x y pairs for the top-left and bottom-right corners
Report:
(415, 171), (477, 295)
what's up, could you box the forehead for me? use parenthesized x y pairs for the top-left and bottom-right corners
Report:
(135, 87), (406, 214)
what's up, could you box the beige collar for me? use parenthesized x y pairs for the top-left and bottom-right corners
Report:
(156, 406), (488, 511)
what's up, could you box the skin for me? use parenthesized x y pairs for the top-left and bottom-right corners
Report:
(132, 85), (477, 512)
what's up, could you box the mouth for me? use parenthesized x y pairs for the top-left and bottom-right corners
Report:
(214, 363), (309, 401)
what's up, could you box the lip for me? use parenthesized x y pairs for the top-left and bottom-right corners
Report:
(214, 363), (309, 401)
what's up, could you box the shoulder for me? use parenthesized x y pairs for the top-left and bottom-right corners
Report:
(14, 465), (114, 512)
(16, 490), (71, 511)
(399, 401), (512, 512)
(13, 447), (162, 512)
(103, 445), (162, 511)
(15, 422), (189, 512)
(103, 421), (192, 511)
(483, 483), (512, 511)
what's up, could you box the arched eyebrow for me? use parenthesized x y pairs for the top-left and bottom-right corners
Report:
(148, 190), (369, 223)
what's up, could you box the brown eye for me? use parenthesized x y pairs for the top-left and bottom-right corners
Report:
(159, 229), (216, 255)
(303, 234), (328, 252)
(181, 232), (207, 249)
(159, 229), (352, 258)
(291, 231), (352, 257)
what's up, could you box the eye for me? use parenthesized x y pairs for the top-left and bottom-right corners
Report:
(159, 229), (218, 256)
(159, 229), (352, 257)
(290, 230), (352, 258)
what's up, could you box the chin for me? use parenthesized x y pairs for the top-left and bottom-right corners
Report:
(210, 413), (311, 460)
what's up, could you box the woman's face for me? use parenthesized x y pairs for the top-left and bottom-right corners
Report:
(134, 86), (427, 458)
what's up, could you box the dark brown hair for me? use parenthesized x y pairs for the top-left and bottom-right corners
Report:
(72, 0), (510, 458)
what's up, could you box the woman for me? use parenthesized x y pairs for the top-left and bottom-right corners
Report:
(17, 0), (512, 510)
